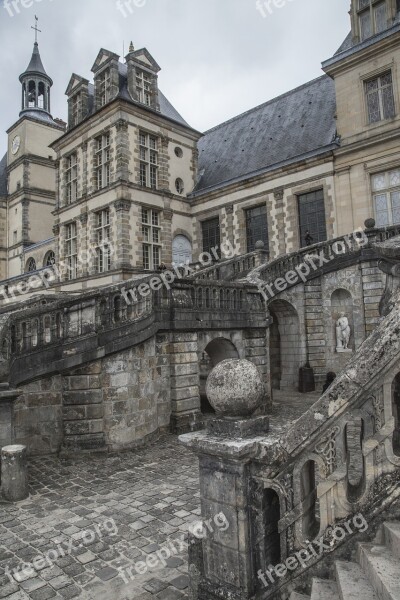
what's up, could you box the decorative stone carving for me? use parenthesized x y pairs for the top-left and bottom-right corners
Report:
(114, 200), (131, 212)
(371, 391), (385, 432)
(79, 212), (88, 225)
(281, 472), (294, 511)
(336, 313), (351, 352)
(315, 426), (341, 475)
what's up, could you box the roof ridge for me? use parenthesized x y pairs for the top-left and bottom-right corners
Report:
(203, 74), (330, 135)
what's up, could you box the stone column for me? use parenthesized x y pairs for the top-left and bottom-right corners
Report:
(114, 119), (130, 183)
(0, 386), (21, 449)
(1, 445), (29, 502)
(113, 200), (132, 270)
(78, 212), (89, 278)
(158, 135), (170, 193)
(274, 189), (286, 256)
(180, 359), (269, 600)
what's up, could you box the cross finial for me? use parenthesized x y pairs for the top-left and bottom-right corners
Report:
(31, 15), (41, 44)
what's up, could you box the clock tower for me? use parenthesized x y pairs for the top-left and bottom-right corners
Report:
(5, 37), (64, 278)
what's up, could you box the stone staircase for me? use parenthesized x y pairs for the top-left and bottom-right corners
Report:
(291, 522), (400, 600)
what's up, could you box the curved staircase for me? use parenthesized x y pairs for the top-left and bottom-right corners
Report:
(291, 522), (400, 600)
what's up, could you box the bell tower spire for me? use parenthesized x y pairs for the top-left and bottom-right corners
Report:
(19, 17), (53, 119)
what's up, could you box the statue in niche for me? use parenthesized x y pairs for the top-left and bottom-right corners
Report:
(336, 312), (351, 352)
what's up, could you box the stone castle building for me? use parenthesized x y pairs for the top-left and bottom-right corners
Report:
(2, 0), (400, 293)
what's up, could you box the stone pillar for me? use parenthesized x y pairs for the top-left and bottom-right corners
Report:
(225, 205), (235, 251)
(113, 200), (132, 270)
(180, 359), (269, 600)
(162, 207), (173, 267)
(114, 119), (130, 183)
(0, 385), (21, 450)
(1, 445), (29, 502)
(169, 332), (202, 434)
(274, 189), (286, 256)
(78, 212), (89, 278)
(158, 135), (170, 192)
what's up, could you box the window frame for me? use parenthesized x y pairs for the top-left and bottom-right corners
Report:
(357, 0), (388, 41)
(94, 208), (112, 273)
(98, 68), (111, 107)
(65, 222), (78, 280)
(136, 70), (152, 106)
(95, 132), (111, 191)
(66, 152), (78, 204)
(371, 168), (400, 227)
(141, 207), (161, 271)
(201, 217), (221, 258)
(364, 70), (396, 124)
(245, 204), (269, 253)
(139, 132), (158, 190)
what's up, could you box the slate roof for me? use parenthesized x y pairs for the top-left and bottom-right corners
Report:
(20, 42), (50, 79)
(193, 75), (338, 195)
(82, 61), (189, 129)
(0, 153), (7, 197)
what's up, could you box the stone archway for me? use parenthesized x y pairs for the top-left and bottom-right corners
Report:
(200, 338), (240, 414)
(269, 300), (302, 390)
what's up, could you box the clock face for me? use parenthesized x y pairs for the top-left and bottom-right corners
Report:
(11, 136), (21, 156)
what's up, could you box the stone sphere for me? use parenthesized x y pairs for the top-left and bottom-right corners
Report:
(206, 359), (264, 417)
(364, 218), (376, 230)
(255, 240), (265, 250)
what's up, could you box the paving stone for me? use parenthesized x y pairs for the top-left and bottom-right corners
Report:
(30, 586), (57, 600)
(57, 584), (81, 599)
(156, 588), (185, 600)
(170, 575), (189, 590)
(143, 578), (169, 594)
(95, 566), (119, 581)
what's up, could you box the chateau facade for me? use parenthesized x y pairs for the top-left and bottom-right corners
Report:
(1, 0), (400, 296)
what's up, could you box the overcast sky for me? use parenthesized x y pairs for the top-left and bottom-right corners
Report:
(0, 0), (350, 147)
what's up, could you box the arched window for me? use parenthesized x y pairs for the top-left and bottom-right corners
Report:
(345, 418), (365, 502)
(21, 323), (28, 350)
(44, 251), (56, 267)
(264, 489), (281, 566)
(44, 316), (51, 343)
(26, 258), (37, 273)
(31, 320), (39, 347)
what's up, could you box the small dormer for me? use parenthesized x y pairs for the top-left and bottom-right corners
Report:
(125, 43), (161, 112)
(65, 74), (90, 128)
(350, 0), (398, 43)
(91, 49), (120, 112)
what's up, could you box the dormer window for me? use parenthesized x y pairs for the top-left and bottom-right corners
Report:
(71, 92), (82, 127)
(136, 70), (151, 106)
(99, 68), (111, 106)
(358, 0), (387, 41)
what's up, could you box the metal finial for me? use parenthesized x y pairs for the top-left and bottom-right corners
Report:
(129, 41), (134, 53)
(31, 15), (41, 43)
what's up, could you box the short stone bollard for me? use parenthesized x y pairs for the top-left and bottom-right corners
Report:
(1, 445), (29, 502)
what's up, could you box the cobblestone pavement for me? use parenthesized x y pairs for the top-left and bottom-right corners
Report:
(0, 435), (200, 600)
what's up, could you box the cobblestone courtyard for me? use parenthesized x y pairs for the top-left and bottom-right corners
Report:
(0, 436), (200, 600)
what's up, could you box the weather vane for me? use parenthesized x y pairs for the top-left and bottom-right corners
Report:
(31, 15), (41, 44)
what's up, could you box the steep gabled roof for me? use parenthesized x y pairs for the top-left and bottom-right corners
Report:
(193, 75), (338, 195)
(19, 42), (51, 81)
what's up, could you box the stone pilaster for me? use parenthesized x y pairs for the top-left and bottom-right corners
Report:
(244, 329), (271, 410)
(78, 212), (89, 278)
(114, 119), (130, 183)
(21, 199), (29, 244)
(169, 332), (202, 434)
(158, 134), (170, 192)
(81, 141), (88, 198)
(305, 278), (326, 387)
(113, 200), (132, 270)
(274, 188), (286, 257)
(0, 385), (21, 449)
(225, 205), (235, 251)
(162, 207), (173, 267)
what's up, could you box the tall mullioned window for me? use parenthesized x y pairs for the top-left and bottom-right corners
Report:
(246, 205), (269, 253)
(98, 68), (111, 106)
(372, 168), (400, 226)
(358, 0), (387, 41)
(65, 222), (77, 280)
(141, 208), (161, 270)
(66, 153), (78, 204)
(139, 132), (158, 189)
(365, 71), (395, 124)
(136, 70), (151, 106)
(95, 132), (111, 190)
(95, 208), (111, 273)
(202, 217), (220, 257)
(71, 92), (82, 126)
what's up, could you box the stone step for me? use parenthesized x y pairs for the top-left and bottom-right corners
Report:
(383, 522), (400, 559)
(311, 578), (339, 600)
(335, 560), (378, 600)
(290, 593), (309, 600)
(358, 543), (400, 600)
